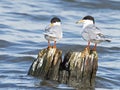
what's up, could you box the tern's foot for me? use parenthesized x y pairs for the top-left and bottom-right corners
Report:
(92, 48), (96, 51)
(52, 45), (56, 48)
(85, 46), (90, 50)
(47, 46), (52, 49)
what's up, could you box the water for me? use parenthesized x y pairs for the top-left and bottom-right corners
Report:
(0, 0), (120, 90)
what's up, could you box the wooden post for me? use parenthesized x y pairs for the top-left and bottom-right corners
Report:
(28, 47), (98, 89)
(28, 47), (62, 81)
(59, 48), (98, 89)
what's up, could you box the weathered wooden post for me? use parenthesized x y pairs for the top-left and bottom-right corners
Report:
(28, 47), (62, 81)
(28, 47), (98, 89)
(59, 48), (98, 89)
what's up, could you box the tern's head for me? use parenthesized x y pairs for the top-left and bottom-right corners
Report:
(82, 16), (95, 24)
(50, 17), (61, 26)
(76, 15), (95, 28)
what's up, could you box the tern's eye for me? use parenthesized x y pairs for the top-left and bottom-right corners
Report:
(53, 21), (56, 23)
(51, 20), (56, 23)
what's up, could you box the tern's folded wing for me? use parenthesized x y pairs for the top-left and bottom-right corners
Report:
(44, 25), (62, 39)
(82, 25), (105, 41)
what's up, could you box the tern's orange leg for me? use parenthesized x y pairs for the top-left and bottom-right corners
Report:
(86, 41), (90, 49)
(48, 40), (51, 48)
(53, 41), (56, 48)
(92, 43), (97, 51)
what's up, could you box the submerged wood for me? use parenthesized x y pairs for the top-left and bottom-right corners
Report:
(28, 47), (98, 89)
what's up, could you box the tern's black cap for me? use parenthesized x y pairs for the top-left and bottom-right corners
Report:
(51, 17), (61, 23)
(82, 15), (95, 23)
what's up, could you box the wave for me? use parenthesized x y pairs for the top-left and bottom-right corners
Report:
(0, 40), (14, 48)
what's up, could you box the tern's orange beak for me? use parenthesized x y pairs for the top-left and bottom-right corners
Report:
(76, 20), (84, 24)
(50, 23), (54, 26)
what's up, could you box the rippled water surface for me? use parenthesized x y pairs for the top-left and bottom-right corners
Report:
(0, 0), (120, 90)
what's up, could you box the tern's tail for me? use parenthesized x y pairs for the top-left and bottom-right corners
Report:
(105, 39), (111, 42)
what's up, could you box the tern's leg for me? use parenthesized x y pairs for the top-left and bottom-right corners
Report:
(53, 41), (56, 48)
(92, 43), (97, 51)
(48, 40), (51, 48)
(86, 41), (90, 49)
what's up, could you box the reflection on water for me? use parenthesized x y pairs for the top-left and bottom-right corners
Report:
(0, 0), (120, 90)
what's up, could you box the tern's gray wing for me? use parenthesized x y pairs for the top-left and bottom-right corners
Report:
(45, 25), (51, 32)
(44, 25), (62, 39)
(81, 25), (110, 43)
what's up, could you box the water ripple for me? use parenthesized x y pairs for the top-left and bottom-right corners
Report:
(0, 0), (120, 90)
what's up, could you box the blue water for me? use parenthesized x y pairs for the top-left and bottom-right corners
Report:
(0, 0), (120, 90)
